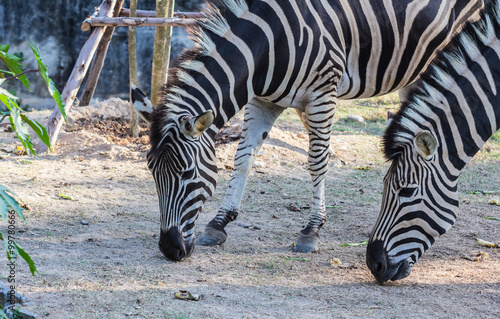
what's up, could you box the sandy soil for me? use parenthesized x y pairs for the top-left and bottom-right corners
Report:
(0, 99), (498, 318)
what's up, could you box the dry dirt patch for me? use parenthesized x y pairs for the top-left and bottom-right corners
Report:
(0, 99), (498, 318)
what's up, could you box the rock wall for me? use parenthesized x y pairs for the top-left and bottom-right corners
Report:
(0, 0), (204, 108)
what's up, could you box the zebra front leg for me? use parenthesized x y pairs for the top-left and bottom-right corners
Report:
(294, 103), (336, 253)
(199, 99), (284, 246)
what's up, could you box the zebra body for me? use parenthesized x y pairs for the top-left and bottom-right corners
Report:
(137, 0), (485, 261)
(367, 0), (500, 282)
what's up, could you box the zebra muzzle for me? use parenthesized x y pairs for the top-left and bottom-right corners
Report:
(159, 227), (195, 261)
(366, 240), (412, 283)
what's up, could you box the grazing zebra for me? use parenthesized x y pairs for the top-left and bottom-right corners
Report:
(134, 0), (487, 261)
(367, 0), (500, 282)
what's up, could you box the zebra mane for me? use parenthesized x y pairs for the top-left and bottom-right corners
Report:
(149, 0), (252, 157)
(383, 0), (500, 160)
(156, 0), (251, 110)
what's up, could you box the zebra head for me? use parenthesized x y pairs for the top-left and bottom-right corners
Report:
(132, 87), (217, 261)
(367, 131), (458, 282)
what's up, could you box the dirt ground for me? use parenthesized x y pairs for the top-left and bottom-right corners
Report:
(0, 99), (498, 318)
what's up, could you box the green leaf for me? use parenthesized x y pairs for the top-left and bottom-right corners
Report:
(7, 103), (35, 156)
(20, 114), (50, 149)
(13, 241), (38, 276)
(0, 308), (9, 319)
(0, 185), (24, 221)
(0, 49), (30, 90)
(0, 233), (38, 276)
(0, 94), (35, 155)
(58, 193), (74, 201)
(0, 69), (15, 76)
(29, 42), (66, 121)
(340, 240), (368, 247)
(484, 216), (500, 221)
(0, 86), (18, 100)
(0, 90), (21, 111)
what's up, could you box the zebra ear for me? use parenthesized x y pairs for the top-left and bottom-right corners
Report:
(182, 111), (214, 138)
(131, 85), (154, 123)
(414, 131), (438, 160)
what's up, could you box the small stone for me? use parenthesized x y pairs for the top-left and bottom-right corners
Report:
(346, 115), (366, 123)
(257, 150), (264, 157)
(253, 161), (265, 168)
(81, 220), (89, 225)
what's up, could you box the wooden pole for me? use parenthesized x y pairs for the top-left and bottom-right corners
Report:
(151, 0), (175, 106)
(162, 1), (176, 84)
(119, 8), (203, 19)
(129, 0), (139, 138)
(36, 0), (117, 154)
(90, 16), (196, 27)
(80, 0), (124, 106)
(81, 7), (101, 32)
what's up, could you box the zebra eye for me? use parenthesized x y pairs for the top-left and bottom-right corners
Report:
(399, 187), (417, 198)
(181, 168), (195, 180)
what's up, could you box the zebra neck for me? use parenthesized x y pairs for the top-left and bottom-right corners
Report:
(402, 39), (500, 174)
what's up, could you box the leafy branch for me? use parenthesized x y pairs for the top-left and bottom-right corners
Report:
(0, 42), (66, 303)
(0, 42), (66, 155)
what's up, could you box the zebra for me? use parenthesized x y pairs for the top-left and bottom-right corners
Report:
(133, 0), (487, 261)
(367, 0), (500, 282)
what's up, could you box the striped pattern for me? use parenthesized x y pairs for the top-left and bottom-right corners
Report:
(369, 0), (500, 281)
(146, 0), (485, 259)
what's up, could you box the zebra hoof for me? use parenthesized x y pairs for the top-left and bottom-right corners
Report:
(294, 233), (320, 253)
(198, 227), (227, 246)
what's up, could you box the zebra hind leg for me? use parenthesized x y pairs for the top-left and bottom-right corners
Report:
(198, 99), (285, 246)
(294, 100), (336, 253)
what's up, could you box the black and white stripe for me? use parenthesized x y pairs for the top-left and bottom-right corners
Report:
(143, 0), (486, 260)
(367, 0), (500, 282)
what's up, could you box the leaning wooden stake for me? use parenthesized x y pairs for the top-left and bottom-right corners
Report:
(129, 0), (139, 137)
(80, 0), (125, 106)
(36, 0), (117, 154)
(151, 0), (175, 106)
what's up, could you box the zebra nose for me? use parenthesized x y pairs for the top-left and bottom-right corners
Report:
(159, 228), (188, 261)
(366, 240), (388, 282)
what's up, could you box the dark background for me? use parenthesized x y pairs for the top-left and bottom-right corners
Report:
(0, 0), (204, 109)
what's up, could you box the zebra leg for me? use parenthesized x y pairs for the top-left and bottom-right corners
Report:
(199, 99), (284, 246)
(294, 103), (336, 253)
(295, 108), (335, 157)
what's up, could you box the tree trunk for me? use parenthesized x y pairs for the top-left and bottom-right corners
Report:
(129, 0), (139, 138)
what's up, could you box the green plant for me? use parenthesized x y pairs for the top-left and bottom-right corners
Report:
(1, 42), (66, 317)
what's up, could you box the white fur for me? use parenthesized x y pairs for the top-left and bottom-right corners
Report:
(222, 0), (249, 17)
(180, 60), (205, 73)
(201, 7), (230, 37)
(191, 28), (216, 55)
(177, 70), (197, 87)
